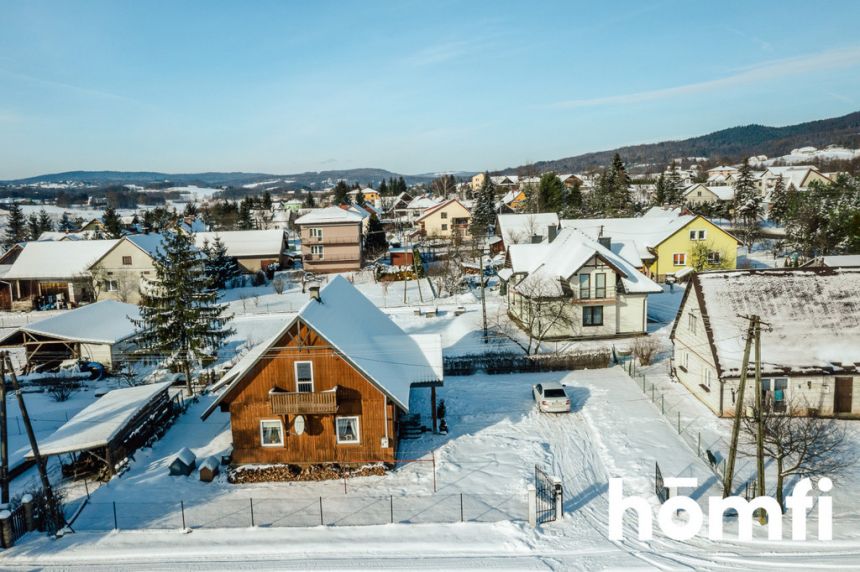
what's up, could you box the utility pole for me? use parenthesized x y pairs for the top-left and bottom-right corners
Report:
(723, 318), (757, 498)
(480, 246), (488, 343)
(753, 317), (766, 523)
(4, 354), (60, 533)
(0, 355), (8, 504)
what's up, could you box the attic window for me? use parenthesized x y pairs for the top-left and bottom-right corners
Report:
(295, 361), (314, 393)
(122, 256), (132, 265)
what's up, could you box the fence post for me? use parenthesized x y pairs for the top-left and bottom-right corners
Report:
(697, 432), (701, 456)
(432, 452), (437, 493)
(677, 411), (681, 434)
(112, 501), (118, 530)
(319, 497), (324, 526)
(180, 500), (186, 530)
(0, 509), (11, 548)
(390, 495), (394, 524)
(460, 493), (464, 523)
(21, 494), (34, 532)
(83, 478), (90, 499)
(527, 484), (536, 528)
(661, 394), (664, 414)
(249, 498), (255, 527)
(651, 385), (655, 402)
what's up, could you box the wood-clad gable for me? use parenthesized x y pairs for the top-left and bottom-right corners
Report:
(223, 319), (399, 466)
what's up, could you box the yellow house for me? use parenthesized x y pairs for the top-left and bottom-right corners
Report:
(470, 173), (487, 192)
(348, 188), (381, 204)
(415, 199), (472, 239)
(561, 212), (740, 282)
(501, 189), (528, 211)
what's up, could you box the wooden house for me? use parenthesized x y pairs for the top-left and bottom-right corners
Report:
(671, 268), (860, 417)
(202, 276), (442, 466)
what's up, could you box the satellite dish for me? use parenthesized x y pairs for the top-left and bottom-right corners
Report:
(293, 415), (306, 436)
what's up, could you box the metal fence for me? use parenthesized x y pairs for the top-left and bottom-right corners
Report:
(67, 492), (528, 531)
(624, 360), (728, 481)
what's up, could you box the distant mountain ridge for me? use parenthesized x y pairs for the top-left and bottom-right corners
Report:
(1, 168), (456, 189)
(498, 110), (860, 174)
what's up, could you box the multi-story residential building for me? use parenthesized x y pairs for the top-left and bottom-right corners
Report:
(295, 207), (365, 273)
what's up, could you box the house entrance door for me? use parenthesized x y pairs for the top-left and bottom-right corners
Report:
(835, 377), (853, 414)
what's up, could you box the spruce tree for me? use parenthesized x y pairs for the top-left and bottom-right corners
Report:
(353, 189), (367, 207)
(237, 198), (254, 230)
(333, 181), (350, 205)
(470, 174), (496, 240)
(378, 179), (389, 196)
(261, 191), (273, 211)
(102, 206), (123, 238)
(27, 213), (41, 240)
(768, 175), (789, 225)
(665, 162), (683, 205)
(560, 181), (585, 219)
(732, 159), (762, 250)
(58, 211), (75, 232)
(304, 193), (316, 208)
(4, 204), (27, 248)
(38, 208), (54, 233)
(364, 214), (387, 255)
(653, 173), (667, 206)
(203, 235), (241, 288)
(134, 231), (234, 395)
(537, 173), (565, 212)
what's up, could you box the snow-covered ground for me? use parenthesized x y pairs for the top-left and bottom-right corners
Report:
(3, 277), (860, 569)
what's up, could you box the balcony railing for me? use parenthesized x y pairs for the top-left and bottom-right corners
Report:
(304, 253), (361, 263)
(305, 235), (360, 245)
(270, 390), (338, 415)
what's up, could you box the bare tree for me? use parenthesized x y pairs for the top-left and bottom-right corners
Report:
(113, 360), (145, 387)
(632, 336), (659, 366)
(742, 400), (856, 510)
(500, 275), (576, 355)
(114, 272), (139, 303)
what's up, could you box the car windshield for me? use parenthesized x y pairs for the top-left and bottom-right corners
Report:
(543, 389), (566, 398)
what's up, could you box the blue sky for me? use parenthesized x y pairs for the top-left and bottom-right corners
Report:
(2, 0), (860, 179)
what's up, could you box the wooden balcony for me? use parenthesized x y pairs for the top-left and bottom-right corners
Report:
(270, 390), (338, 415)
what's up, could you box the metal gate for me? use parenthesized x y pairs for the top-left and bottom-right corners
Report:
(535, 465), (562, 524)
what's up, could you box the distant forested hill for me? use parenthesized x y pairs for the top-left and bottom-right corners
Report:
(499, 111), (860, 174)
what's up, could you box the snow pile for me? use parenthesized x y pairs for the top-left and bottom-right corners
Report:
(697, 268), (860, 375)
(30, 382), (172, 456)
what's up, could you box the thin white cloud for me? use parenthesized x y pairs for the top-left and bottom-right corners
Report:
(0, 67), (147, 107)
(548, 46), (860, 109)
(401, 40), (475, 67)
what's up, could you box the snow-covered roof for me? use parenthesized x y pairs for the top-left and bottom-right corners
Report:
(203, 276), (440, 418)
(514, 228), (662, 296)
(0, 300), (141, 345)
(294, 207), (365, 225)
(683, 184), (735, 201)
(3, 239), (119, 280)
(31, 382), (172, 457)
(707, 165), (738, 173)
(507, 243), (548, 274)
(36, 231), (85, 241)
(560, 214), (694, 264)
(415, 199), (469, 222)
(193, 230), (285, 257)
(500, 189), (524, 205)
(405, 196), (440, 210)
(124, 233), (167, 257)
(764, 166), (830, 189)
(685, 269), (860, 376)
(496, 213), (560, 246)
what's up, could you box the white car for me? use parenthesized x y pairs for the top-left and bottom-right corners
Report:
(533, 382), (571, 413)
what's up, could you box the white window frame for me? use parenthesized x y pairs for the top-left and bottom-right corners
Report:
(689, 230), (697, 240)
(673, 253), (687, 266)
(310, 244), (324, 257)
(294, 361), (314, 393)
(698, 230), (706, 240)
(336, 416), (361, 444)
(707, 251), (721, 265)
(688, 313), (697, 334)
(259, 419), (284, 447)
(309, 227), (323, 239)
(104, 279), (119, 292)
(441, 223), (448, 231)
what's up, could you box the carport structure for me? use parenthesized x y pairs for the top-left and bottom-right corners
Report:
(0, 300), (141, 373)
